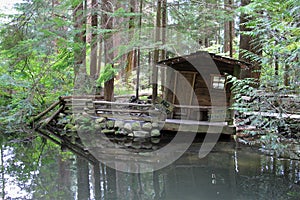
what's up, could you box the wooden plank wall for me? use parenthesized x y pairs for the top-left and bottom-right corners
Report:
(164, 61), (237, 121)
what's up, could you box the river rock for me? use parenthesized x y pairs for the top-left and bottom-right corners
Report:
(99, 122), (107, 129)
(115, 120), (124, 129)
(124, 123), (132, 131)
(95, 117), (106, 123)
(115, 129), (128, 136)
(131, 141), (142, 149)
(93, 124), (102, 130)
(101, 129), (115, 134)
(128, 133), (134, 137)
(133, 137), (145, 142)
(106, 120), (115, 129)
(151, 137), (160, 144)
(124, 141), (132, 147)
(152, 145), (159, 150)
(152, 122), (159, 128)
(141, 143), (153, 149)
(151, 129), (161, 137)
(59, 113), (66, 118)
(133, 131), (150, 138)
(132, 121), (141, 131)
(142, 122), (152, 131)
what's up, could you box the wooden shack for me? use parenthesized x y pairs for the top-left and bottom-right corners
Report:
(158, 51), (252, 123)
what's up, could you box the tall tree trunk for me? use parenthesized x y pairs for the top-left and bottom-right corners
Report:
(125, 0), (136, 83)
(239, 0), (252, 79)
(160, 0), (167, 97)
(239, 0), (261, 79)
(284, 64), (290, 86)
(106, 166), (117, 199)
(102, 0), (114, 101)
(152, 0), (162, 101)
(93, 162), (101, 200)
(58, 155), (72, 199)
(1, 145), (5, 200)
(73, 1), (87, 80)
(76, 156), (90, 200)
(136, 0), (143, 99)
(90, 0), (98, 80)
(153, 171), (160, 199)
(224, 0), (234, 57)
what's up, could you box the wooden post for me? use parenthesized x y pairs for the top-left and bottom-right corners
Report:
(188, 72), (197, 119)
(171, 71), (178, 119)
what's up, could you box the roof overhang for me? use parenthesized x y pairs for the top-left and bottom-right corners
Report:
(157, 51), (252, 70)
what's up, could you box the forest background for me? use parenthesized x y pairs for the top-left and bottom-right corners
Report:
(0, 0), (299, 150)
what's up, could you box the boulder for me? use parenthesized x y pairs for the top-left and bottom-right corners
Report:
(131, 141), (142, 149)
(101, 129), (115, 135)
(99, 122), (107, 129)
(150, 129), (161, 137)
(106, 120), (115, 129)
(152, 122), (159, 128)
(95, 117), (106, 123)
(151, 137), (160, 144)
(142, 122), (152, 131)
(115, 129), (128, 136)
(141, 143), (153, 149)
(124, 123), (132, 131)
(132, 121), (141, 131)
(133, 131), (150, 138)
(128, 133), (134, 137)
(124, 141), (132, 147)
(114, 120), (124, 129)
(93, 124), (102, 130)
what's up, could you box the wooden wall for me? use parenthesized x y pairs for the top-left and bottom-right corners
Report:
(163, 58), (239, 121)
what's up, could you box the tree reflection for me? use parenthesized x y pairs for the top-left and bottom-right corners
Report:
(0, 129), (299, 200)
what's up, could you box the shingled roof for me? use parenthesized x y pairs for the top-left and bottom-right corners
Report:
(157, 51), (252, 69)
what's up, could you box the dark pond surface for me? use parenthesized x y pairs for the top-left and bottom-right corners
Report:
(1, 133), (300, 200)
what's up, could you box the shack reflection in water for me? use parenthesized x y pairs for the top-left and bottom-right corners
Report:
(1, 135), (299, 200)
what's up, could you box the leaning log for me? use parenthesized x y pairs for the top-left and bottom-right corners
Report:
(29, 100), (60, 125)
(39, 105), (64, 128)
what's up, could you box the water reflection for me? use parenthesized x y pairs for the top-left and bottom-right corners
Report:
(1, 133), (299, 200)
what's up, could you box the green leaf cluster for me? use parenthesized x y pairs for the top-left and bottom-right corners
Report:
(96, 64), (117, 86)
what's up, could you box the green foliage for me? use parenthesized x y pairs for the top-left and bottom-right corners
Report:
(96, 64), (117, 86)
(232, 0), (300, 152)
(0, 0), (75, 132)
(238, 0), (300, 90)
(228, 74), (300, 151)
(168, 0), (233, 52)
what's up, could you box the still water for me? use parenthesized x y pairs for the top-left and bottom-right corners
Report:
(1, 134), (299, 200)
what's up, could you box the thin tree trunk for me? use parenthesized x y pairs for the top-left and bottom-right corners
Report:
(224, 0), (234, 57)
(73, 1), (87, 79)
(153, 171), (160, 199)
(275, 56), (279, 76)
(160, 0), (167, 97)
(125, 0), (136, 83)
(239, 0), (262, 80)
(102, 0), (114, 101)
(106, 166), (117, 199)
(90, 0), (98, 80)
(239, 0), (252, 79)
(58, 155), (72, 199)
(97, 40), (102, 77)
(284, 64), (290, 86)
(136, 0), (143, 99)
(77, 156), (90, 200)
(93, 162), (101, 200)
(1, 145), (5, 200)
(152, 0), (162, 101)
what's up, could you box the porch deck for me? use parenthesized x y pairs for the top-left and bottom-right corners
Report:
(30, 95), (236, 135)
